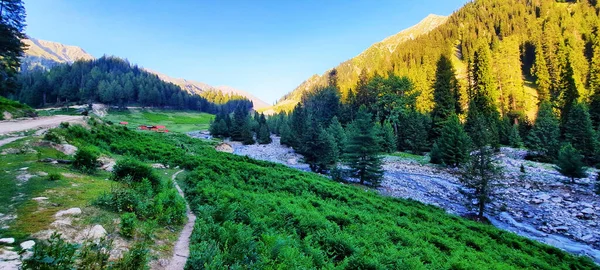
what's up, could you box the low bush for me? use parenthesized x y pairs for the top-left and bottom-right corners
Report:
(112, 158), (161, 188)
(21, 233), (77, 269)
(59, 122), (70, 129)
(153, 189), (187, 226)
(47, 172), (62, 181)
(73, 147), (99, 173)
(44, 130), (62, 144)
(120, 213), (137, 238)
(78, 237), (112, 270)
(110, 242), (149, 270)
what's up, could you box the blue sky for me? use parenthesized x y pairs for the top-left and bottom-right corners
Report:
(24, 0), (467, 104)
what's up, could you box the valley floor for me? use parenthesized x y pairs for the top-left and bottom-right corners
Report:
(197, 134), (600, 264)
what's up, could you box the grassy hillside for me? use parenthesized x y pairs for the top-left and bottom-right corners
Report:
(102, 109), (214, 133)
(0, 96), (36, 120)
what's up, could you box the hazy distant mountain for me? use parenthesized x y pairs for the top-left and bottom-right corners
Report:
(148, 69), (270, 109)
(264, 14), (448, 113)
(21, 37), (95, 70)
(20, 38), (269, 109)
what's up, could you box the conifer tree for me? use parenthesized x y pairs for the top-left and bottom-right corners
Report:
(590, 40), (600, 128)
(302, 117), (337, 173)
(509, 124), (523, 148)
(289, 103), (307, 149)
(279, 122), (294, 147)
(345, 105), (383, 186)
(532, 41), (551, 102)
(381, 121), (397, 153)
(327, 116), (346, 157)
(460, 115), (502, 220)
(0, 0), (26, 95)
(431, 54), (460, 140)
(257, 125), (272, 144)
(431, 114), (471, 167)
(563, 102), (595, 162)
(555, 143), (587, 184)
(559, 58), (579, 129)
(398, 110), (430, 154)
(526, 101), (561, 162)
(466, 45), (500, 148)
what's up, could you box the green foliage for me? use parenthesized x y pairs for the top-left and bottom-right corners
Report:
(460, 143), (503, 219)
(563, 102), (596, 162)
(376, 121), (397, 153)
(431, 114), (471, 167)
(120, 213), (137, 238)
(527, 101), (561, 162)
(0, 0), (26, 96)
(16, 57), (252, 113)
(110, 242), (149, 270)
(77, 238), (112, 270)
(397, 110), (430, 154)
(44, 130), (62, 144)
(431, 54), (460, 140)
(555, 143), (587, 184)
(22, 232), (77, 270)
(112, 158), (160, 188)
(257, 114), (272, 144)
(509, 124), (523, 148)
(153, 189), (187, 226)
(302, 85), (340, 127)
(73, 147), (99, 173)
(0, 96), (35, 119)
(179, 131), (595, 269)
(300, 117), (338, 173)
(327, 116), (346, 155)
(279, 122), (294, 147)
(344, 106), (383, 186)
(47, 172), (62, 181)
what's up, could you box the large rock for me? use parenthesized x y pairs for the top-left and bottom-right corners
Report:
(98, 156), (116, 172)
(20, 240), (35, 250)
(55, 208), (82, 217)
(57, 144), (77, 156)
(215, 143), (234, 153)
(2, 111), (12, 120)
(87, 225), (107, 239)
(0, 238), (14, 244)
(151, 163), (166, 169)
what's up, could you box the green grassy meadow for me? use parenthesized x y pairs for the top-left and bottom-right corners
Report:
(102, 109), (214, 133)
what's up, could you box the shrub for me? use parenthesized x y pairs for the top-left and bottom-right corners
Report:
(153, 189), (187, 226)
(78, 237), (112, 270)
(21, 233), (77, 269)
(47, 172), (62, 181)
(59, 122), (70, 129)
(73, 147), (98, 173)
(110, 242), (149, 270)
(120, 213), (137, 238)
(44, 130), (62, 144)
(112, 158), (160, 188)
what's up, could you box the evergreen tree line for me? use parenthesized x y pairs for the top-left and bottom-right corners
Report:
(8, 56), (253, 114)
(0, 0), (26, 96)
(209, 105), (272, 146)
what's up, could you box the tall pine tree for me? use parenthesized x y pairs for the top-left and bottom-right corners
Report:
(345, 105), (383, 186)
(563, 102), (595, 162)
(526, 101), (561, 162)
(431, 54), (460, 140)
(431, 114), (471, 167)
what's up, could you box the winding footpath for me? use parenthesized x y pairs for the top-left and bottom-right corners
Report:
(164, 170), (196, 270)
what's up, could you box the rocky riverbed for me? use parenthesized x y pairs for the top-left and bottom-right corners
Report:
(188, 133), (600, 263)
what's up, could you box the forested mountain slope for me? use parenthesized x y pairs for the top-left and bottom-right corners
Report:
(12, 56), (252, 114)
(270, 0), (600, 120)
(20, 38), (269, 109)
(265, 14), (448, 113)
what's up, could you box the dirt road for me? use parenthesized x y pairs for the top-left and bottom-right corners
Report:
(0, 115), (84, 135)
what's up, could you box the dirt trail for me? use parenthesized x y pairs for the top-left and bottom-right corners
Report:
(0, 115), (84, 135)
(162, 170), (196, 270)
